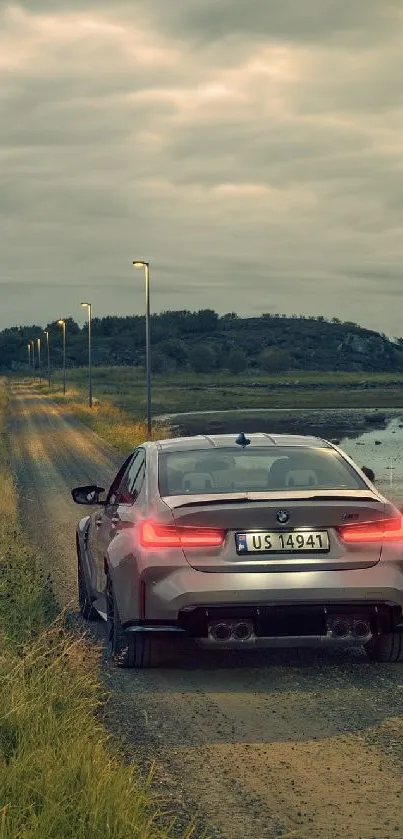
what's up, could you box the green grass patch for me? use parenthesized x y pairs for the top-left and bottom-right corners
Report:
(22, 365), (403, 452)
(43, 367), (403, 417)
(0, 378), (202, 839)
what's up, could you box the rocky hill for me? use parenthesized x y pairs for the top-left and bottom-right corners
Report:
(1, 310), (402, 373)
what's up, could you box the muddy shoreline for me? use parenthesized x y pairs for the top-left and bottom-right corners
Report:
(162, 407), (403, 441)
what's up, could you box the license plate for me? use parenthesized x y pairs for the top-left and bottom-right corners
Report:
(235, 530), (330, 554)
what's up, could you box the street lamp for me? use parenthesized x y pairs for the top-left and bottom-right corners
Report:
(30, 340), (35, 378)
(44, 330), (51, 390)
(27, 343), (31, 373)
(132, 260), (152, 436)
(37, 337), (41, 384)
(57, 319), (66, 396)
(81, 302), (92, 408)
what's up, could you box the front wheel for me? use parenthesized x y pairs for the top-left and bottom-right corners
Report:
(106, 572), (165, 668)
(365, 633), (403, 663)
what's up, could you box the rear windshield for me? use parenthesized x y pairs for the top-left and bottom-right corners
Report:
(158, 446), (365, 496)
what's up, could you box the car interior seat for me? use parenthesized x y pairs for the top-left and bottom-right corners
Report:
(182, 472), (214, 492)
(267, 458), (292, 488)
(166, 468), (186, 494)
(286, 470), (318, 488)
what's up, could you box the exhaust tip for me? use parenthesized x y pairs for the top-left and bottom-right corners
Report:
(353, 620), (371, 639)
(330, 619), (351, 639)
(232, 622), (253, 641)
(209, 622), (232, 642)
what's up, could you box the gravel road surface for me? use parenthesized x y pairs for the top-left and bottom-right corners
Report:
(9, 383), (403, 839)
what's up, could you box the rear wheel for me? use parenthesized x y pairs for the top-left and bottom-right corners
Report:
(106, 571), (165, 668)
(77, 551), (98, 621)
(365, 633), (403, 663)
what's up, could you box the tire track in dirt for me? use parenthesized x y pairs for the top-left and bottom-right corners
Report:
(9, 382), (403, 839)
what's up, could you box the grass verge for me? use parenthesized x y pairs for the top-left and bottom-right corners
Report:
(21, 378), (171, 454)
(66, 400), (171, 454)
(0, 378), (200, 839)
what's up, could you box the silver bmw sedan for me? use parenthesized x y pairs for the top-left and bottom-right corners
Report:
(72, 432), (403, 667)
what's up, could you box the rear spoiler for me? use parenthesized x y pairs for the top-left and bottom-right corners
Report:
(164, 492), (380, 510)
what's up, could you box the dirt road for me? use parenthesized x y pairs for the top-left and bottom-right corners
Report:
(10, 383), (403, 839)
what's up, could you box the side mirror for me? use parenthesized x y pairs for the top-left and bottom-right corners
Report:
(361, 466), (375, 483)
(71, 485), (105, 505)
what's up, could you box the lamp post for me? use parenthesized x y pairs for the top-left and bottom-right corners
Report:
(44, 330), (50, 390)
(81, 302), (92, 408)
(37, 337), (41, 384)
(27, 343), (31, 374)
(30, 340), (35, 379)
(132, 260), (151, 437)
(57, 320), (66, 395)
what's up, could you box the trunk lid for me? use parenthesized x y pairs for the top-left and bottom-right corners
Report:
(163, 489), (389, 573)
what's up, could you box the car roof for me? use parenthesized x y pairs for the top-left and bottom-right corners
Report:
(155, 433), (332, 452)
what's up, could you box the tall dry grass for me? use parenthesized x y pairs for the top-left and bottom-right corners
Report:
(0, 378), (201, 839)
(67, 400), (171, 454)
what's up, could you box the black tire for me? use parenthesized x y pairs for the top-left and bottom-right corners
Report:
(106, 572), (164, 668)
(77, 552), (99, 621)
(365, 633), (403, 663)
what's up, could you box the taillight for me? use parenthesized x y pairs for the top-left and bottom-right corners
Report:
(138, 521), (226, 549)
(337, 516), (403, 543)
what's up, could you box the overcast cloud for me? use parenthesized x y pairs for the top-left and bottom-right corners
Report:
(1, 1), (403, 335)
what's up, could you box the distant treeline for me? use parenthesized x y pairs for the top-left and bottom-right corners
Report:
(1, 309), (403, 373)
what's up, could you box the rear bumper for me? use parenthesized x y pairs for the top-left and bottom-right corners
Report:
(118, 562), (403, 631)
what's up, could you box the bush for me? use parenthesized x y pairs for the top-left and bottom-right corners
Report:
(227, 348), (247, 374)
(188, 345), (217, 374)
(259, 347), (291, 372)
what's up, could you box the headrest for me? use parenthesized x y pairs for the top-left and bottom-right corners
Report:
(268, 458), (291, 477)
(166, 468), (184, 492)
(286, 470), (317, 487)
(182, 472), (213, 492)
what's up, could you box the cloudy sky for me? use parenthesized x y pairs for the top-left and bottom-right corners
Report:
(1, 1), (403, 336)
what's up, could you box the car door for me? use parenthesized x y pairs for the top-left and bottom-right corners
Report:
(92, 452), (135, 596)
(95, 449), (146, 595)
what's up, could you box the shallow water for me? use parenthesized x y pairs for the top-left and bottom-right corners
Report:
(339, 415), (403, 506)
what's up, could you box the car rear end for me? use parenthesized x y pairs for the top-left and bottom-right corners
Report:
(119, 436), (403, 655)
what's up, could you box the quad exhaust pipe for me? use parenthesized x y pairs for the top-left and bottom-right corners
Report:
(209, 621), (254, 643)
(208, 616), (372, 644)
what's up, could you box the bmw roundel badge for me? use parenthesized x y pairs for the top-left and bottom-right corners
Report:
(276, 510), (289, 524)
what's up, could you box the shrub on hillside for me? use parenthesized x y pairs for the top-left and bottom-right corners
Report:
(259, 347), (291, 372)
